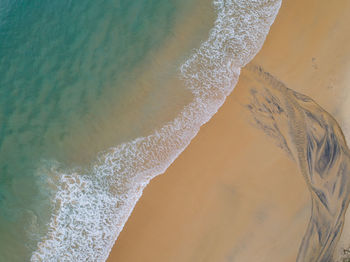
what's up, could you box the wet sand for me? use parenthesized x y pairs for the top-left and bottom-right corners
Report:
(108, 0), (350, 261)
(245, 65), (350, 261)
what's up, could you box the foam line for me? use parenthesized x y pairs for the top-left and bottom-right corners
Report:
(31, 1), (282, 261)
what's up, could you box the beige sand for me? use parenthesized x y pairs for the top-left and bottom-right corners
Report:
(108, 0), (350, 261)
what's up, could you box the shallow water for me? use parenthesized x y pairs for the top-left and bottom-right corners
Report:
(0, 0), (201, 260)
(0, 0), (282, 261)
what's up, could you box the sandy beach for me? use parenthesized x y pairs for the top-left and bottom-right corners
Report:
(108, 0), (350, 261)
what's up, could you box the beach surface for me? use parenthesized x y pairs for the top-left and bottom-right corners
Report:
(108, 0), (350, 261)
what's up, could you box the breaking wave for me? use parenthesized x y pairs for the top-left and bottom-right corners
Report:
(30, 0), (282, 261)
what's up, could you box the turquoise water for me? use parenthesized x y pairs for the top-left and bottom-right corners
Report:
(0, 0), (282, 260)
(0, 0), (197, 260)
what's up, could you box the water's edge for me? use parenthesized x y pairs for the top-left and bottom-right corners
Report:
(30, 1), (282, 261)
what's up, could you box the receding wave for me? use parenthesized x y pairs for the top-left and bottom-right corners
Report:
(246, 65), (350, 262)
(30, 1), (282, 261)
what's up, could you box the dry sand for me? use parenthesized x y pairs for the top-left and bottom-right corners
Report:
(108, 0), (350, 261)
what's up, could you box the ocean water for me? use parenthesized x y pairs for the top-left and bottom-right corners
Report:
(0, 0), (282, 261)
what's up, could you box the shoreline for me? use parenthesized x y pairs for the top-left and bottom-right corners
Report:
(31, 1), (282, 260)
(107, 69), (310, 262)
(108, 0), (350, 261)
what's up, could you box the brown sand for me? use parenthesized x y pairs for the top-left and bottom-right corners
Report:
(107, 76), (310, 262)
(108, 0), (350, 261)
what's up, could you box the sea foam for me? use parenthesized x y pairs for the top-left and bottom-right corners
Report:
(30, 0), (282, 261)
